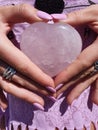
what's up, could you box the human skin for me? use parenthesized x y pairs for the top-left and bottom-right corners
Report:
(52, 4), (98, 105)
(0, 4), (55, 110)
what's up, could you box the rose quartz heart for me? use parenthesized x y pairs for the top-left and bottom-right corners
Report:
(20, 22), (82, 77)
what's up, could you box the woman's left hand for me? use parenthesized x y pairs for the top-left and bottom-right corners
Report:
(52, 4), (98, 105)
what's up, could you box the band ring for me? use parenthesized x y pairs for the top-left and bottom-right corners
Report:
(2, 66), (16, 81)
(94, 61), (98, 71)
(89, 61), (98, 76)
(2, 61), (98, 81)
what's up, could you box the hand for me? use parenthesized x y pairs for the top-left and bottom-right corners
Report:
(0, 60), (56, 111)
(0, 4), (55, 110)
(53, 5), (98, 104)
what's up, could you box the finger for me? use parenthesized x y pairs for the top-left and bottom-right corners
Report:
(56, 65), (98, 98)
(0, 88), (8, 110)
(55, 37), (98, 86)
(91, 78), (98, 105)
(0, 33), (54, 88)
(0, 61), (55, 95)
(67, 73), (98, 104)
(59, 5), (98, 27)
(0, 76), (45, 109)
(12, 73), (55, 95)
(0, 4), (52, 25)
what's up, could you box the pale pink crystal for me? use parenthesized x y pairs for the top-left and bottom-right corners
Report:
(20, 22), (82, 77)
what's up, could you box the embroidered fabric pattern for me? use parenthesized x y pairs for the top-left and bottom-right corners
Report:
(0, 0), (98, 130)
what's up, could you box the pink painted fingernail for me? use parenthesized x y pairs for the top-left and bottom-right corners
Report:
(37, 11), (52, 20)
(48, 96), (57, 102)
(0, 107), (6, 112)
(70, 99), (77, 106)
(57, 93), (63, 99)
(56, 84), (63, 90)
(33, 103), (44, 111)
(47, 86), (56, 93)
(51, 13), (67, 20)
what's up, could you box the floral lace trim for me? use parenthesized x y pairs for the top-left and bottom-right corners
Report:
(4, 88), (98, 130)
(5, 120), (98, 130)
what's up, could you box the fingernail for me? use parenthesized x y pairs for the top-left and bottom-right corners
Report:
(0, 107), (6, 112)
(47, 86), (56, 93)
(51, 13), (67, 20)
(57, 93), (63, 99)
(37, 11), (52, 20)
(48, 96), (57, 102)
(70, 99), (77, 106)
(33, 103), (44, 111)
(56, 84), (63, 90)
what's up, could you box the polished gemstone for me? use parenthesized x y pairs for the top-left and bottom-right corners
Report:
(20, 22), (82, 77)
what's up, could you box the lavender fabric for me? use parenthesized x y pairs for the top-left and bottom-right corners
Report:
(0, 0), (98, 130)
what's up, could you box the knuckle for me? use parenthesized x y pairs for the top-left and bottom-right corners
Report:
(17, 79), (25, 86)
(15, 74), (26, 87)
(17, 3), (40, 23)
(18, 3), (34, 16)
(18, 63), (30, 74)
(68, 10), (82, 20)
(72, 10), (80, 18)
(19, 3), (30, 11)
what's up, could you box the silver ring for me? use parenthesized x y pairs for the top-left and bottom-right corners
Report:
(89, 61), (98, 76)
(2, 66), (16, 80)
(94, 61), (98, 71)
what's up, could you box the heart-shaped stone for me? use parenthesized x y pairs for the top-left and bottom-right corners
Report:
(20, 22), (82, 77)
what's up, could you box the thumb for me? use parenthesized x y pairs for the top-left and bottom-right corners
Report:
(64, 5), (95, 26)
(53, 5), (98, 27)
(0, 4), (52, 24)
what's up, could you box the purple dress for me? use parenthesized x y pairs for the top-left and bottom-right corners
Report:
(0, 0), (98, 130)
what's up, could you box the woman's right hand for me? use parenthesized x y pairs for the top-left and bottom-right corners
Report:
(0, 4), (55, 110)
(0, 60), (55, 111)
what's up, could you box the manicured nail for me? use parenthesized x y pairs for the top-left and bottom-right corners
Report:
(57, 93), (63, 99)
(48, 96), (57, 102)
(56, 84), (63, 90)
(37, 11), (52, 20)
(33, 103), (44, 111)
(70, 99), (77, 106)
(51, 13), (67, 20)
(47, 20), (54, 24)
(47, 86), (56, 93)
(0, 107), (5, 112)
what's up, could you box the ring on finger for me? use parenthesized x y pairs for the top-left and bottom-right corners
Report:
(89, 61), (98, 76)
(73, 61), (98, 80)
(2, 66), (16, 81)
